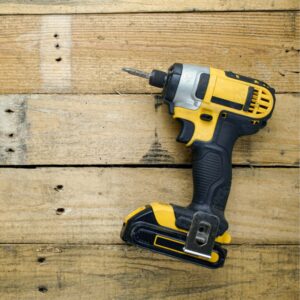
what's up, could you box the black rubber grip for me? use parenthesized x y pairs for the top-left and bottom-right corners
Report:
(190, 141), (231, 233)
(188, 114), (243, 234)
(173, 112), (271, 234)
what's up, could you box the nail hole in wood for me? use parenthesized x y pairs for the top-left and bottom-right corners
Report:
(55, 43), (60, 49)
(37, 257), (46, 263)
(38, 286), (48, 293)
(54, 33), (59, 38)
(8, 133), (14, 138)
(54, 184), (63, 191)
(5, 109), (14, 113)
(56, 208), (65, 215)
(6, 148), (15, 153)
(55, 57), (62, 62)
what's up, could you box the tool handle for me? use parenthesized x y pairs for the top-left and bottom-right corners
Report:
(189, 116), (240, 234)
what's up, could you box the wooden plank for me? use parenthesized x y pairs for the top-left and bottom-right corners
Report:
(0, 0), (298, 14)
(0, 244), (298, 299)
(0, 12), (298, 94)
(0, 94), (298, 166)
(0, 167), (298, 244)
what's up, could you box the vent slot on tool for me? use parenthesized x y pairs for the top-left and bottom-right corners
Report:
(247, 88), (272, 115)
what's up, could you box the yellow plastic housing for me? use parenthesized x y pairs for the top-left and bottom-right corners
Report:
(173, 68), (274, 145)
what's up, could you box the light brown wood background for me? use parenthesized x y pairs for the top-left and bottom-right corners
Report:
(0, 1), (299, 299)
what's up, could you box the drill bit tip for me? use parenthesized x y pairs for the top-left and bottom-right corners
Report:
(122, 67), (150, 79)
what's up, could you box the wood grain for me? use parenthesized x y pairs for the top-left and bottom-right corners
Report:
(0, 244), (298, 300)
(0, 4), (298, 298)
(0, 12), (298, 94)
(0, 94), (298, 166)
(0, 0), (298, 14)
(0, 167), (298, 244)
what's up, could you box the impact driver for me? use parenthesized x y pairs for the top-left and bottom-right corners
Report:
(121, 63), (275, 268)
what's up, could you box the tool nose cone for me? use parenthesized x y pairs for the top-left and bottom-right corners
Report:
(149, 70), (167, 88)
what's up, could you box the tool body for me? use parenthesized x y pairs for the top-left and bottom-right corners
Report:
(121, 64), (275, 268)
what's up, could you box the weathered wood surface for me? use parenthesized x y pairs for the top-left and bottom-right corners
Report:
(0, 2), (298, 297)
(0, 12), (299, 94)
(0, 244), (298, 300)
(0, 94), (298, 166)
(0, 167), (298, 244)
(0, 0), (299, 14)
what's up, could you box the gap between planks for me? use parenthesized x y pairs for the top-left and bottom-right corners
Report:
(0, 0), (299, 14)
(0, 242), (298, 246)
(0, 164), (298, 169)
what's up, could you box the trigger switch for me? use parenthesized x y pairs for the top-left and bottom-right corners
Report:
(176, 119), (194, 143)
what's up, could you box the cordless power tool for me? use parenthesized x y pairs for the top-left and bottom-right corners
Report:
(121, 63), (275, 268)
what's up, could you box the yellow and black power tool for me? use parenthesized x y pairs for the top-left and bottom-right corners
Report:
(121, 63), (275, 268)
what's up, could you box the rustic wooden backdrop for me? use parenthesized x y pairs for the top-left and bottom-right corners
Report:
(0, 1), (299, 299)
